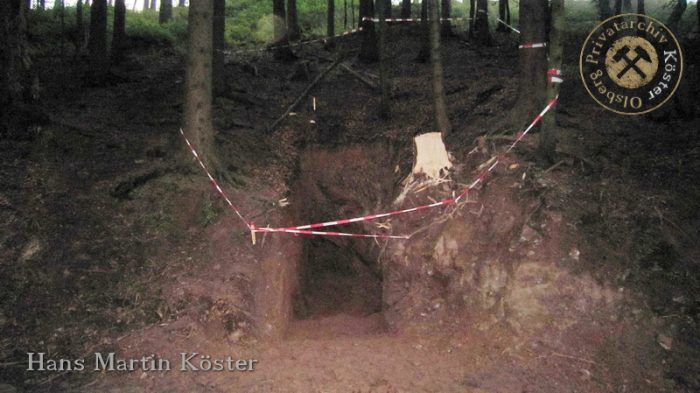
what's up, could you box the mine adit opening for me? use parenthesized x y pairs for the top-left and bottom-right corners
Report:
(285, 143), (405, 334)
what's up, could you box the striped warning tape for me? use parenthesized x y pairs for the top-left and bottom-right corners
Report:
(179, 129), (252, 231)
(547, 68), (563, 83)
(519, 42), (547, 49)
(254, 96), (559, 234)
(496, 17), (520, 34)
(220, 28), (363, 55)
(361, 16), (468, 22)
(182, 98), (559, 240)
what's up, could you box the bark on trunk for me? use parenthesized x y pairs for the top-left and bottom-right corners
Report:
(401, 0), (410, 19)
(429, 0), (450, 135)
(143, 0), (149, 11)
(359, 0), (378, 63)
(416, 0), (429, 62)
(178, 0), (185, 6)
(667, 0), (687, 33)
(111, 0), (126, 63)
(380, 0), (391, 18)
(377, 0), (390, 119)
(497, 0), (510, 32)
(184, 0), (216, 163)
(637, 0), (644, 14)
(327, 0), (335, 37)
(159, 0), (172, 23)
(598, 0), (611, 20)
(473, 0), (491, 45)
(468, 0), (475, 38)
(75, 0), (83, 49)
(539, 0), (564, 162)
(272, 0), (295, 61)
(441, 0), (451, 37)
(212, 0), (225, 97)
(150, 0), (156, 10)
(517, 0), (547, 118)
(88, 0), (108, 84)
(287, 0), (300, 40)
(613, 0), (622, 15)
(0, 0), (28, 135)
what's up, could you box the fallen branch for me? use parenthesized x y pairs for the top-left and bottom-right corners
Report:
(340, 63), (378, 90)
(267, 55), (344, 132)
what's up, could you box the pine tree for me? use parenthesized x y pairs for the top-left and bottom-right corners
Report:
(473, 0), (491, 44)
(183, 0), (216, 163)
(416, 0), (429, 62)
(517, 0), (547, 119)
(377, 0), (390, 119)
(88, 0), (108, 84)
(287, 0), (301, 40)
(212, 0), (225, 96)
(327, 0), (335, 37)
(359, 0), (378, 62)
(272, 0), (295, 60)
(112, 0), (126, 63)
(401, 0), (411, 19)
(429, 0), (450, 135)
(441, 0), (451, 37)
(159, 0), (172, 23)
(496, 0), (511, 33)
(539, 0), (564, 161)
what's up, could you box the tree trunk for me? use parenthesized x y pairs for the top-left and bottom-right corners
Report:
(272, 0), (295, 60)
(38, 0), (45, 9)
(343, 0), (347, 28)
(613, 0), (621, 15)
(598, 0), (611, 20)
(539, 0), (563, 162)
(112, 0), (125, 64)
(351, 0), (355, 27)
(143, 0), (148, 11)
(637, 0), (644, 14)
(416, 0), (429, 62)
(429, 0), (450, 135)
(212, 0), (225, 97)
(667, 0), (687, 33)
(75, 0), (83, 49)
(497, 0), (509, 32)
(517, 0), (547, 119)
(0, 0), (29, 135)
(150, 0), (157, 10)
(287, 0), (300, 40)
(441, 0), (451, 37)
(178, 0), (185, 6)
(380, 0), (391, 18)
(622, 0), (631, 12)
(359, 0), (378, 63)
(377, 0), (390, 119)
(88, 0), (108, 84)
(468, 0), (475, 38)
(184, 0), (216, 163)
(327, 0), (335, 37)
(159, 0), (172, 23)
(401, 0), (410, 18)
(473, 0), (491, 45)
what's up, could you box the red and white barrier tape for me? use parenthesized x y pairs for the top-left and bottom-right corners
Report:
(547, 68), (563, 83)
(361, 16), (466, 23)
(179, 129), (252, 231)
(221, 28), (363, 55)
(252, 225), (410, 239)
(519, 42), (547, 49)
(254, 96), (559, 234)
(496, 17), (520, 34)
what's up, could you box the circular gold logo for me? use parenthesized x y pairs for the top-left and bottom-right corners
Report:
(580, 14), (683, 115)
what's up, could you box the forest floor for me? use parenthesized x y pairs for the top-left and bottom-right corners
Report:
(1, 24), (700, 393)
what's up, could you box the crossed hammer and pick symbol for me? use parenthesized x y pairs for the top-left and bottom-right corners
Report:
(612, 44), (653, 79)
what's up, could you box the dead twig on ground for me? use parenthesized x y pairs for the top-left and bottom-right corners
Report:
(267, 54), (345, 132)
(339, 63), (378, 90)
